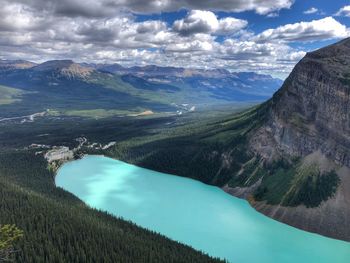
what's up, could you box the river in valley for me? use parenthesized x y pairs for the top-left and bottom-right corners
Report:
(56, 155), (350, 263)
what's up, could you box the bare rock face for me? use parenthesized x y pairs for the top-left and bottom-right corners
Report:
(246, 38), (350, 241)
(252, 38), (350, 166)
(33, 60), (94, 79)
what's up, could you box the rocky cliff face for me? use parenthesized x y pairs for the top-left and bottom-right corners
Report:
(252, 38), (350, 166)
(246, 38), (350, 241)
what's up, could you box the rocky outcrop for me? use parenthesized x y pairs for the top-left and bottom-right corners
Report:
(45, 146), (74, 163)
(251, 38), (350, 166)
(245, 38), (350, 241)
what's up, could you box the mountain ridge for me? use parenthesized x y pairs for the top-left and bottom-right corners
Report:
(0, 59), (282, 81)
(0, 59), (282, 118)
(251, 37), (350, 166)
(0, 60), (37, 71)
(240, 37), (350, 241)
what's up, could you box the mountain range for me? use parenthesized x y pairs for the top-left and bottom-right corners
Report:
(0, 59), (281, 118)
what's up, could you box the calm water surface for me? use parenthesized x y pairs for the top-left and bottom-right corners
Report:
(56, 155), (350, 263)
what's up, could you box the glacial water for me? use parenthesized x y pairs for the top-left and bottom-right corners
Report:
(56, 155), (350, 263)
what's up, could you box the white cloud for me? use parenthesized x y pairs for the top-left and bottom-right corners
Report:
(0, 3), (47, 31)
(166, 40), (214, 52)
(304, 7), (318, 14)
(5, 0), (294, 17)
(221, 39), (288, 59)
(214, 39), (305, 77)
(66, 0), (294, 16)
(136, 20), (167, 34)
(173, 10), (219, 35)
(255, 17), (349, 42)
(248, 0), (293, 15)
(335, 5), (350, 17)
(173, 10), (247, 36)
(266, 12), (279, 18)
(284, 51), (306, 61)
(217, 17), (248, 35)
(73, 17), (172, 48)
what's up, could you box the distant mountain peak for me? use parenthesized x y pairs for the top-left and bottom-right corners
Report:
(0, 59), (36, 70)
(33, 60), (94, 79)
(34, 60), (74, 69)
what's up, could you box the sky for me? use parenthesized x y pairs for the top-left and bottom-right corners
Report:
(0, 0), (350, 78)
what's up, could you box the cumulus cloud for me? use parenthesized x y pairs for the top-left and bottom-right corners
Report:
(217, 17), (248, 35)
(166, 40), (214, 52)
(0, 3), (48, 31)
(303, 7), (318, 14)
(165, 33), (216, 52)
(11, 0), (293, 16)
(10, 0), (119, 18)
(335, 5), (350, 17)
(74, 18), (170, 48)
(219, 39), (304, 62)
(255, 17), (349, 42)
(173, 10), (219, 35)
(122, 0), (294, 15)
(173, 10), (247, 36)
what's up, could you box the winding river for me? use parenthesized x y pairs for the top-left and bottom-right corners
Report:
(56, 155), (350, 263)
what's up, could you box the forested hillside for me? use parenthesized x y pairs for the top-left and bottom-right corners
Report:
(0, 149), (222, 262)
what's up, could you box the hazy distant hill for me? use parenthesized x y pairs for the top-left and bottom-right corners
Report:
(0, 60), (282, 118)
(0, 59), (37, 71)
(97, 63), (282, 99)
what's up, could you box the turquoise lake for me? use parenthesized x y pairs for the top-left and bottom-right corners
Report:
(56, 155), (350, 263)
